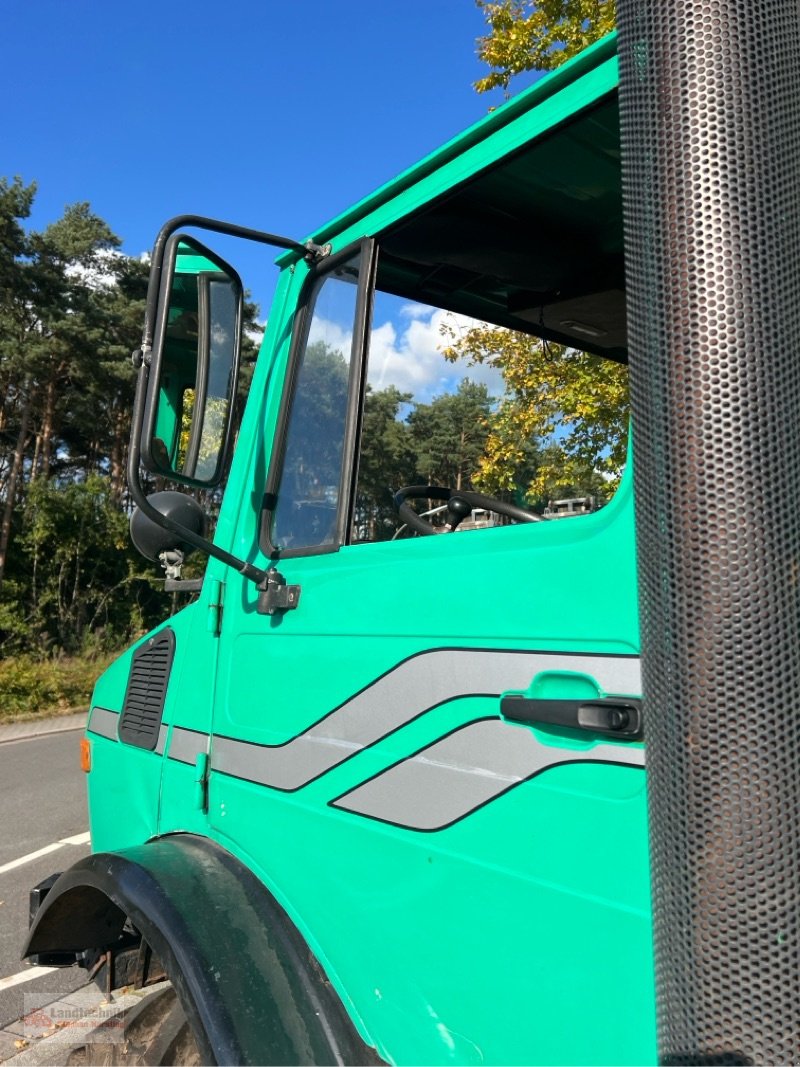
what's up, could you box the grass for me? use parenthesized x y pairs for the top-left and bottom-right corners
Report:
(0, 652), (115, 723)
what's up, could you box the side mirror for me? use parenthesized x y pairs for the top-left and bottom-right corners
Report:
(128, 213), (315, 589)
(141, 233), (243, 487)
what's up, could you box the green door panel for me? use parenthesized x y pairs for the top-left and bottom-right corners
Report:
(204, 466), (653, 1064)
(208, 757), (654, 1065)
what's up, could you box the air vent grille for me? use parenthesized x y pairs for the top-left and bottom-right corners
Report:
(119, 629), (175, 750)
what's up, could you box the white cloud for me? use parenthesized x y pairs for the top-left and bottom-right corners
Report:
(65, 247), (124, 292)
(307, 316), (353, 360)
(399, 301), (435, 320)
(368, 306), (505, 401)
(246, 319), (266, 346)
(302, 304), (507, 402)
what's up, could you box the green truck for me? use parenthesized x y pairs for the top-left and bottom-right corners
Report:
(23, 2), (800, 1063)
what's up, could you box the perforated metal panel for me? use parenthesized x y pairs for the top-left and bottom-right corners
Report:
(617, 2), (800, 1063)
(119, 628), (175, 750)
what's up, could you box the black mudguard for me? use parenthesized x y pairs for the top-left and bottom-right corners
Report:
(23, 834), (381, 1066)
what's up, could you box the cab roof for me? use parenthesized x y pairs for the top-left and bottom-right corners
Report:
(284, 34), (625, 360)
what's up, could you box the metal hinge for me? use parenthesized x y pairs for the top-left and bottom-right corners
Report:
(256, 568), (301, 616)
(207, 578), (224, 635)
(194, 752), (209, 812)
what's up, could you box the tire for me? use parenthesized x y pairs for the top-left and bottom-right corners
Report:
(64, 983), (201, 1066)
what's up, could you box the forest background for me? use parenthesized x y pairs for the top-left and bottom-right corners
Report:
(0, 0), (616, 720)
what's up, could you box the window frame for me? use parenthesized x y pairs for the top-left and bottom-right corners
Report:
(261, 236), (377, 560)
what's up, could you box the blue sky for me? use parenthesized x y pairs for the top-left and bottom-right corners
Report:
(3, 3), (515, 284)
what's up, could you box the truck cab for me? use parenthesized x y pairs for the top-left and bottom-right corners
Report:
(27, 35), (653, 1066)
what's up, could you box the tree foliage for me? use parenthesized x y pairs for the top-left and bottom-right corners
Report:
(408, 380), (494, 491)
(0, 181), (169, 655)
(355, 379), (496, 540)
(0, 176), (267, 662)
(0, 181), (221, 657)
(355, 385), (417, 538)
(457, 4), (629, 504)
(474, 0), (615, 94)
(441, 323), (628, 503)
(2, 475), (165, 654)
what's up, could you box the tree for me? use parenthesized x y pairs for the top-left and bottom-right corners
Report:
(25, 203), (124, 485)
(0, 178), (38, 588)
(440, 324), (628, 505)
(0, 176), (266, 662)
(407, 380), (494, 490)
(279, 340), (351, 505)
(474, 0), (615, 94)
(445, 6), (627, 508)
(353, 381), (499, 541)
(0, 196), (143, 589)
(0, 474), (167, 654)
(354, 386), (417, 540)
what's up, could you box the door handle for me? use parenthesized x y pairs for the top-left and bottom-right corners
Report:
(500, 695), (643, 741)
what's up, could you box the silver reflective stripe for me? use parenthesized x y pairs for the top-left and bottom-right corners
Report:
(87, 706), (119, 742)
(168, 726), (210, 766)
(154, 725), (168, 756)
(332, 718), (646, 831)
(212, 649), (640, 791)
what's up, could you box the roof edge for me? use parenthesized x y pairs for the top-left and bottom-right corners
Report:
(277, 31), (619, 267)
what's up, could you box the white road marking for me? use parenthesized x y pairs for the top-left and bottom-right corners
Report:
(0, 966), (58, 992)
(0, 831), (90, 876)
(60, 832), (90, 847)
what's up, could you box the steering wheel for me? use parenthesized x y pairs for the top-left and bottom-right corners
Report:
(393, 485), (545, 537)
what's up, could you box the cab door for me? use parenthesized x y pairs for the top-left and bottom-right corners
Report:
(206, 240), (652, 1066)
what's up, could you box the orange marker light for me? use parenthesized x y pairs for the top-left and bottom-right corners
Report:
(80, 737), (92, 773)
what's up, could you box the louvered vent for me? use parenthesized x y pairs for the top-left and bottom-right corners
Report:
(119, 628), (175, 750)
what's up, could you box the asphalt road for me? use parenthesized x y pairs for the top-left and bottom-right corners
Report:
(0, 728), (92, 1046)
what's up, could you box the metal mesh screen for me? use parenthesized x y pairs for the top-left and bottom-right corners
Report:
(616, 1), (800, 1063)
(119, 628), (175, 750)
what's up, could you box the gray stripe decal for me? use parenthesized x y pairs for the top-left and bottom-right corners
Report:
(168, 726), (210, 766)
(87, 706), (119, 742)
(88, 710), (170, 758)
(212, 649), (640, 791)
(332, 718), (646, 831)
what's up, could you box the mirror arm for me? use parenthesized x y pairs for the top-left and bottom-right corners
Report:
(127, 364), (269, 586)
(137, 215), (321, 360)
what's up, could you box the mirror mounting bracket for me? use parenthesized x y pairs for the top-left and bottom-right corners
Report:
(256, 568), (301, 616)
(304, 241), (332, 263)
(159, 549), (186, 582)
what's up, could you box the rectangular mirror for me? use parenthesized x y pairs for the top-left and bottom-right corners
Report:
(142, 233), (243, 487)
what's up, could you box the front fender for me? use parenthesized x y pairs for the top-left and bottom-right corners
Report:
(24, 834), (379, 1066)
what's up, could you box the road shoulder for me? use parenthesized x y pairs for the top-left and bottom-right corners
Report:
(0, 715), (87, 747)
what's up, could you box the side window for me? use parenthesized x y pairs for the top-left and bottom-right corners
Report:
(267, 251), (362, 553)
(352, 284), (629, 543)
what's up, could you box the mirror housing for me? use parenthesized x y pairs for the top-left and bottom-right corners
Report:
(141, 233), (243, 488)
(130, 491), (207, 563)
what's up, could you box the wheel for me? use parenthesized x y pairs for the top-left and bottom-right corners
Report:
(393, 484), (545, 536)
(65, 983), (201, 1066)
